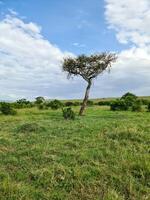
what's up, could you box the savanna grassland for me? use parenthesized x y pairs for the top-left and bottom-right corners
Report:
(0, 106), (149, 200)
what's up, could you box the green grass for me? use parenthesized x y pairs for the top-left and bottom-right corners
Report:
(0, 106), (149, 200)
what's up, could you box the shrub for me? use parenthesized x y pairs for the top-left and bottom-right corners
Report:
(49, 100), (62, 110)
(65, 101), (74, 107)
(110, 100), (128, 111)
(0, 102), (17, 115)
(35, 96), (45, 104)
(147, 103), (150, 112)
(37, 103), (47, 110)
(62, 107), (75, 120)
(73, 101), (81, 106)
(17, 123), (44, 133)
(97, 101), (112, 106)
(121, 92), (137, 107)
(141, 99), (149, 105)
(132, 100), (142, 112)
(121, 92), (137, 100)
(87, 100), (94, 106)
(14, 99), (33, 109)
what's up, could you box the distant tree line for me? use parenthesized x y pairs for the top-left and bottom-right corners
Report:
(0, 92), (150, 117)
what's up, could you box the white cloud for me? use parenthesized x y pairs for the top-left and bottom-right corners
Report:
(0, 14), (73, 100)
(105, 0), (150, 46)
(103, 0), (150, 97)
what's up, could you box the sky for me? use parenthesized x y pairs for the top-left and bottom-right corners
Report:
(0, 0), (150, 100)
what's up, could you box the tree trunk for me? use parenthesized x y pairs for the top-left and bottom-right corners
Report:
(79, 80), (92, 116)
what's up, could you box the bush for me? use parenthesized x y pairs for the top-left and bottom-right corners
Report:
(35, 96), (45, 104)
(87, 100), (94, 106)
(132, 100), (142, 112)
(62, 107), (75, 120)
(49, 100), (62, 110)
(17, 123), (44, 133)
(37, 103), (47, 110)
(147, 103), (150, 112)
(97, 100), (112, 106)
(141, 99), (149, 105)
(121, 92), (137, 100)
(110, 100), (128, 111)
(121, 92), (137, 107)
(14, 99), (33, 109)
(65, 101), (74, 107)
(0, 102), (17, 115)
(73, 101), (81, 106)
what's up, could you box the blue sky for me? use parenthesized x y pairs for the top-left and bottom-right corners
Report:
(0, 0), (150, 100)
(0, 0), (125, 54)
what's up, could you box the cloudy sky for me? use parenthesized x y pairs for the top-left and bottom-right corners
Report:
(0, 0), (150, 100)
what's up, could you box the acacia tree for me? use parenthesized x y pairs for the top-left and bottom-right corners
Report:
(63, 53), (117, 116)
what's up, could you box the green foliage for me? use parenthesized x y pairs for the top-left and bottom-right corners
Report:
(121, 92), (137, 107)
(14, 99), (33, 109)
(65, 101), (74, 107)
(110, 100), (128, 111)
(121, 92), (137, 100)
(132, 100), (142, 112)
(35, 96), (45, 104)
(64, 101), (81, 106)
(62, 107), (75, 120)
(87, 100), (94, 106)
(148, 102), (150, 112)
(97, 100), (112, 106)
(141, 99), (149, 105)
(0, 102), (17, 115)
(49, 99), (62, 110)
(37, 103), (47, 110)
(73, 101), (81, 106)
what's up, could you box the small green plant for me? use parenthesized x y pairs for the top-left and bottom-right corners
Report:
(132, 100), (142, 112)
(0, 102), (17, 115)
(62, 107), (75, 120)
(110, 100), (128, 111)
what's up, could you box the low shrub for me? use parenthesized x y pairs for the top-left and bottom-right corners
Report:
(62, 107), (75, 120)
(65, 101), (74, 107)
(132, 100), (142, 112)
(37, 103), (47, 110)
(97, 101), (112, 106)
(110, 100), (128, 111)
(147, 102), (150, 112)
(87, 100), (94, 106)
(0, 102), (17, 115)
(17, 123), (44, 133)
(49, 99), (62, 110)
(35, 96), (45, 104)
(14, 99), (33, 109)
(73, 102), (81, 106)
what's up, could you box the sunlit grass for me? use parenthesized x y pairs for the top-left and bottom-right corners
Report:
(0, 107), (149, 199)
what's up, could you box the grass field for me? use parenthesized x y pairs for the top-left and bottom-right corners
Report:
(0, 106), (149, 200)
